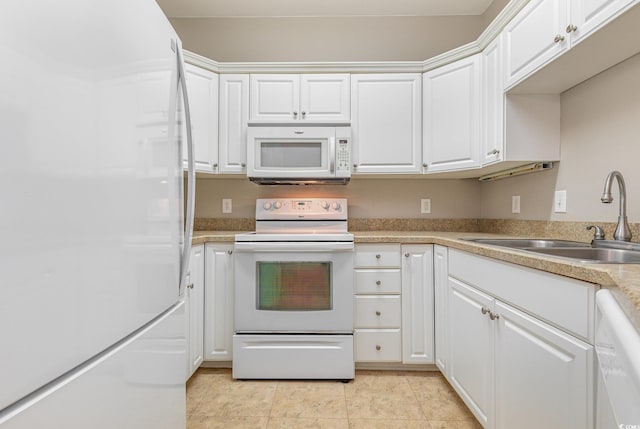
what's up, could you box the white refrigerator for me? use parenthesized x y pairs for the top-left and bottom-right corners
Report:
(0, 0), (195, 427)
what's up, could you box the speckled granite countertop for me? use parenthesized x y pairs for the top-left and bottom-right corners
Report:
(192, 230), (640, 331)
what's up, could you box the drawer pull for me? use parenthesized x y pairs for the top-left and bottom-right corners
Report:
(375, 345), (381, 351)
(375, 254), (381, 259)
(375, 280), (382, 286)
(375, 311), (381, 316)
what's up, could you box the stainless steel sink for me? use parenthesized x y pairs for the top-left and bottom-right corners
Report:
(525, 247), (640, 264)
(463, 238), (590, 249)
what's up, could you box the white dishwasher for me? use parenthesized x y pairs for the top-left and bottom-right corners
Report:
(595, 289), (640, 429)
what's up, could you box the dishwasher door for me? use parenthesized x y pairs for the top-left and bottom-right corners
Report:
(595, 289), (640, 428)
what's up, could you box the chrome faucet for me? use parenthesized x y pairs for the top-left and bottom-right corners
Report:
(601, 171), (632, 241)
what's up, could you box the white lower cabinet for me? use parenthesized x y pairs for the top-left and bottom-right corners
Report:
(354, 244), (402, 362)
(186, 244), (205, 379)
(401, 245), (435, 364)
(446, 249), (595, 429)
(203, 243), (234, 361)
(433, 245), (449, 375)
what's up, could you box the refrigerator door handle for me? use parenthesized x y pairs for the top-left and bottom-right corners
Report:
(177, 42), (196, 295)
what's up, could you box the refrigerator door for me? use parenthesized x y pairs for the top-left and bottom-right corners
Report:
(0, 302), (187, 428)
(0, 0), (184, 410)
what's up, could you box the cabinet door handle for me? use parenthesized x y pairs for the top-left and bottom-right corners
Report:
(375, 311), (381, 316)
(293, 111), (298, 117)
(301, 111), (306, 117)
(490, 149), (500, 155)
(405, 252), (410, 257)
(375, 254), (381, 259)
(227, 250), (233, 255)
(375, 280), (382, 286)
(481, 306), (490, 315)
(240, 163), (246, 168)
(375, 345), (381, 351)
(187, 283), (194, 289)
(554, 34), (565, 43)
(489, 312), (500, 320)
(566, 24), (577, 33)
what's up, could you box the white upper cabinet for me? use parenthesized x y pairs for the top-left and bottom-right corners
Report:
(423, 54), (481, 173)
(218, 74), (249, 174)
(568, 0), (636, 44)
(351, 74), (422, 174)
(504, 0), (570, 89)
(250, 74), (350, 122)
(481, 35), (506, 166)
(183, 63), (219, 173)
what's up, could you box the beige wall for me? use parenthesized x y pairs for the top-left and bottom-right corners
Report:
(170, 16), (484, 62)
(195, 178), (481, 219)
(480, 53), (640, 223)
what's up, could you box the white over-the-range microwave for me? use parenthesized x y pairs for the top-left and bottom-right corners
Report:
(246, 125), (351, 185)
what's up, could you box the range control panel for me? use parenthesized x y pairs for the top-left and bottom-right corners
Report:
(256, 198), (348, 220)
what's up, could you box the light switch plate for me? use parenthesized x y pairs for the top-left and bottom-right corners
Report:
(554, 190), (567, 213)
(222, 198), (232, 214)
(512, 196), (521, 214)
(421, 198), (431, 214)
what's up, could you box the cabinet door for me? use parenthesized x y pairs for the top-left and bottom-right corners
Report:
(187, 244), (204, 378)
(204, 244), (234, 361)
(250, 74), (299, 121)
(300, 74), (350, 121)
(482, 35), (505, 166)
(433, 245), (449, 375)
(423, 54), (481, 172)
(448, 278), (494, 429)
(218, 74), (249, 174)
(401, 245), (435, 364)
(351, 74), (422, 174)
(494, 301), (593, 429)
(183, 64), (219, 173)
(569, 0), (635, 44)
(504, 0), (569, 88)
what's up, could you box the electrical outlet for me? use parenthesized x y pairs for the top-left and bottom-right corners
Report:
(554, 190), (567, 213)
(512, 195), (521, 214)
(222, 198), (232, 214)
(421, 198), (431, 214)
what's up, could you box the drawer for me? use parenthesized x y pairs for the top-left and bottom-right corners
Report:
(355, 330), (402, 362)
(355, 244), (401, 268)
(355, 295), (401, 328)
(449, 249), (597, 342)
(355, 269), (401, 294)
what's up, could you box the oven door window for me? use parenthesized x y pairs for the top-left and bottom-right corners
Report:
(257, 262), (332, 311)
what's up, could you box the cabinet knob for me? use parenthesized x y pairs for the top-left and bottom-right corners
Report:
(213, 163), (218, 168)
(566, 24), (577, 33)
(481, 306), (490, 315)
(240, 163), (246, 168)
(490, 149), (500, 155)
(375, 280), (381, 286)
(375, 311), (381, 316)
(301, 111), (306, 117)
(405, 252), (410, 257)
(375, 254), (381, 259)
(187, 283), (194, 289)
(293, 112), (298, 117)
(353, 163), (358, 168)
(375, 345), (381, 351)
(422, 163), (428, 168)
(554, 34), (565, 43)
(227, 250), (233, 255)
(490, 312), (500, 321)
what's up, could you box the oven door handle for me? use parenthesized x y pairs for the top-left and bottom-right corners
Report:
(234, 242), (354, 252)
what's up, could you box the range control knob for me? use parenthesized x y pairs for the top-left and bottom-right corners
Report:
(332, 202), (341, 210)
(263, 202), (272, 210)
(273, 201), (282, 209)
(321, 200), (330, 210)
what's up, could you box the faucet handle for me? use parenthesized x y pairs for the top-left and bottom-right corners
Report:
(587, 225), (605, 240)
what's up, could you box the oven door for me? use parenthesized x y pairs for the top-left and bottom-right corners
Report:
(247, 127), (336, 179)
(234, 241), (354, 333)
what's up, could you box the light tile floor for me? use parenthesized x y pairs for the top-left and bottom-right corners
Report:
(186, 369), (482, 429)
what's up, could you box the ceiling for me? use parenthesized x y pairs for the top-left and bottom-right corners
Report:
(156, 0), (496, 18)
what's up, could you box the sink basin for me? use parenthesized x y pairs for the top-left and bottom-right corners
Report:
(463, 238), (590, 249)
(524, 247), (640, 264)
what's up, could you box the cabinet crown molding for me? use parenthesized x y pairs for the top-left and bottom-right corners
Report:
(183, 0), (529, 74)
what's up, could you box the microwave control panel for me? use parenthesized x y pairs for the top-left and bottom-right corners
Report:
(336, 138), (350, 172)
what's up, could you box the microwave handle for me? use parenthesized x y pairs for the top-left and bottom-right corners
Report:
(329, 137), (335, 174)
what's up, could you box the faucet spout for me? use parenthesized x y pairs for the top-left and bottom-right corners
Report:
(601, 171), (632, 241)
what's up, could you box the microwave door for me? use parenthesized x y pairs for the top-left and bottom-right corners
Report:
(255, 139), (330, 178)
